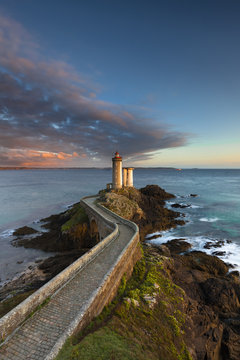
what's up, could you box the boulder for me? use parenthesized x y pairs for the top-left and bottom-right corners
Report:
(171, 203), (191, 209)
(201, 278), (240, 313)
(165, 239), (192, 254)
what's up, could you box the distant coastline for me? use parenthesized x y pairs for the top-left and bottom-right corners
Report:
(0, 166), (177, 170)
(1, 167), (239, 171)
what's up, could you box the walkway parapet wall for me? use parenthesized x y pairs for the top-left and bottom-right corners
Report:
(80, 196), (114, 239)
(0, 197), (118, 342)
(46, 200), (141, 360)
(97, 202), (139, 233)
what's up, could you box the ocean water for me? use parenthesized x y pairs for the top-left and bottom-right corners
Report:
(0, 168), (239, 284)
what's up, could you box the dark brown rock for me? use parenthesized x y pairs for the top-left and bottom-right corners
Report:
(171, 203), (191, 208)
(165, 239), (192, 254)
(184, 251), (229, 276)
(140, 184), (175, 202)
(13, 226), (38, 236)
(212, 251), (226, 256)
(156, 244), (171, 257)
(222, 326), (240, 360)
(227, 271), (240, 279)
(165, 245), (240, 360)
(147, 234), (161, 240)
(201, 278), (240, 313)
(204, 241), (225, 249)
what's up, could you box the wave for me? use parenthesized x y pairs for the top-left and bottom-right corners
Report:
(0, 229), (14, 238)
(146, 230), (240, 272)
(199, 217), (219, 222)
(166, 201), (202, 209)
(145, 231), (162, 239)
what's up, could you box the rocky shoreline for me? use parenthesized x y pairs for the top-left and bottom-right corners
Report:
(0, 202), (97, 307)
(100, 185), (240, 359)
(1, 185), (240, 358)
(0, 185), (183, 307)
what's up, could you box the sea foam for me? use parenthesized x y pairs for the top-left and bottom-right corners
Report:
(146, 229), (240, 272)
(0, 229), (14, 238)
(199, 217), (219, 222)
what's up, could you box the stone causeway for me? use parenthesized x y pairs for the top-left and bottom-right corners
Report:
(0, 196), (140, 360)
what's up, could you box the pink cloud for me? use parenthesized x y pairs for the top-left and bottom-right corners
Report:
(0, 14), (188, 167)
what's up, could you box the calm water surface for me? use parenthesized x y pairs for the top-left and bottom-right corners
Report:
(0, 168), (239, 283)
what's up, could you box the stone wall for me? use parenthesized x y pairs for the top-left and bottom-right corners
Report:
(0, 199), (118, 342)
(0, 196), (141, 351)
(46, 210), (141, 359)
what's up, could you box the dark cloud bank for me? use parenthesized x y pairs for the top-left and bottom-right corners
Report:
(0, 14), (188, 166)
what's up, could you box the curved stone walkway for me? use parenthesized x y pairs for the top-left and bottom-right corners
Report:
(0, 197), (136, 360)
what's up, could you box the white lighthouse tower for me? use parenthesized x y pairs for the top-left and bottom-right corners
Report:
(112, 152), (122, 189)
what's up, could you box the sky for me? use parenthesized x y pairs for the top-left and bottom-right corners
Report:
(0, 0), (239, 168)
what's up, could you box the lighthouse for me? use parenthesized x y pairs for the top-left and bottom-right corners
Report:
(112, 152), (122, 189)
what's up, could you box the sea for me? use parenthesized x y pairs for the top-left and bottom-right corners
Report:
(0, 168), (239, 285)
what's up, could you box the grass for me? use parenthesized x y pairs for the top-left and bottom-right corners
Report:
(55, 247), (192, 360)
(56, 327), (145, 360)
(26, 296), (51, 320)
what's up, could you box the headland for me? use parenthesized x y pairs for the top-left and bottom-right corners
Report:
(1, 184), (239, 359)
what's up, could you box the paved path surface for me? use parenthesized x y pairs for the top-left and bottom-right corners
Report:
(0, 197), (135, 360)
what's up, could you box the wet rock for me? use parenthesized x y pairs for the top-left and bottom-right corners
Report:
(38, 250), (88, 278)
(226, 263), (235, 269)
(174, 219), (186, 226)
(228, 271), (240, 278)
(204, 240), (225, 249)
(35, 259), (42, 264)
(13, 226), (38, 236)
(165, 239), (192, 254)
(171, 203), (191, 208)
(212, 251), (227, 256)
(147, 234), (161, 240)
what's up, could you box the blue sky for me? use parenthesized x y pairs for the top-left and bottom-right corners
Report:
(0, 0), (239, 167)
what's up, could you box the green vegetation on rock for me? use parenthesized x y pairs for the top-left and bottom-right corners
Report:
(0, 290), (35, 318)
(55, 246), (192, 360)
(61, 204), (89, 232)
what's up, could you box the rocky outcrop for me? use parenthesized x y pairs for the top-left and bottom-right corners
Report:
(101, 185), (185, 241)
(3, 185), (240, 359)
(1, 204), (98, 304)
(171, 203), (191, 208)
(102, 187), (240, 359)
(13, 226), (38, 236)
(155, 239), (240, 359)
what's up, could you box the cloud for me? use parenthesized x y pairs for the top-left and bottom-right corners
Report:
(0, 14), (189, 167)
(0, 147), (85, 167)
